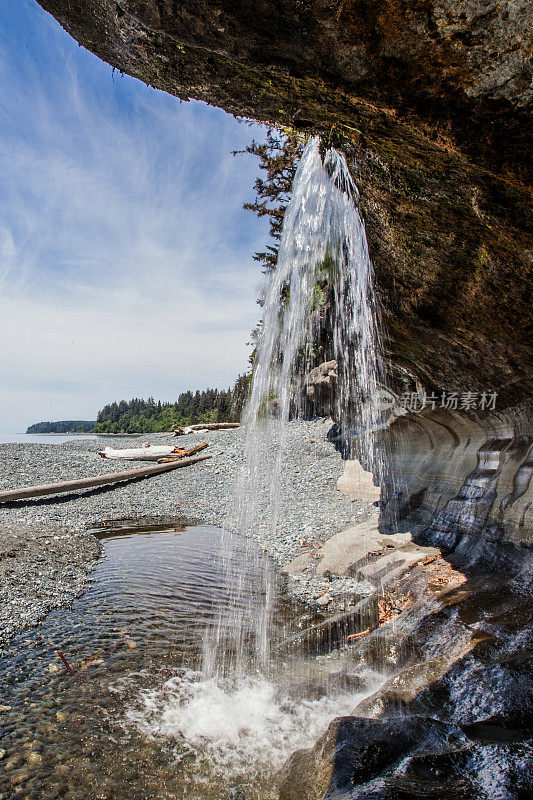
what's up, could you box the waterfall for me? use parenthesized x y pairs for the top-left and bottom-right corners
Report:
(203, 136), (383, 677)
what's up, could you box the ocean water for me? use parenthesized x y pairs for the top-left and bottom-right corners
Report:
(0, 432), (100, 444)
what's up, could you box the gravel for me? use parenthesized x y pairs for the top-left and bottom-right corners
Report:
(0, 524), (102, 645)
(0, 419), (376, 641)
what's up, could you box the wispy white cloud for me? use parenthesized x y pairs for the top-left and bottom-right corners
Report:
(0, 0), (268, 428)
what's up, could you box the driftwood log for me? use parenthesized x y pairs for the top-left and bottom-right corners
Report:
(0, 453), (212, 503)
(172, 422), (240, 436)
(99, 444), (177, 461)
(99, 442), (209, 462)
(157, 442), (208, 462)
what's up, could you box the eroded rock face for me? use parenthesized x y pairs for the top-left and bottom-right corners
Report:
(311, 360), (532, 550)
(378, 400), (533, 551)
(37, 1), (532, 405)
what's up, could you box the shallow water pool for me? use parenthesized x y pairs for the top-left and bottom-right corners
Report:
(0, 522), (373, 800)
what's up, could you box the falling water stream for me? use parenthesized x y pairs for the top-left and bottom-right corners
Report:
(238, 138), (382, 539)
(202, 137), (384, 679)
(141, 137), (389, 795)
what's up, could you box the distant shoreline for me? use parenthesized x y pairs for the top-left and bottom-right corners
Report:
(24, 432), (144, 436)
(26, 420), (96, 434)
(0, 432), (145, 445)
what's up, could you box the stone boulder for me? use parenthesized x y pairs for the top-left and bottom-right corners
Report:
(305, 360), (338, 417)
(278, 715), (461, 800)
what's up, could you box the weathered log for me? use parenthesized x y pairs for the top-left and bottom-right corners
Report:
(157, 442), (208, 462)
(100, 442), (209, 462)
(99, 444), (176, 461)
(173, 422), (240, 435)
(0, 454), (212, 503)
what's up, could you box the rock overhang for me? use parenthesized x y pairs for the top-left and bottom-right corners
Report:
(35, 0), (532, 405)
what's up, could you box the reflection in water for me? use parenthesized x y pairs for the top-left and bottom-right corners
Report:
(0, 523), (377, 800)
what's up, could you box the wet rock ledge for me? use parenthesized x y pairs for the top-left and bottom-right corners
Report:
(278, 550), (533, 799)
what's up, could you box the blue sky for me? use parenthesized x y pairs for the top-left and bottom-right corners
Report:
(0, 0), (268, 430)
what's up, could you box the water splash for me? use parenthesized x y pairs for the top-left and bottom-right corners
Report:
(240, 136), (382, 525)
(203, 137), (383, 677)
(124, 668), (379, 792)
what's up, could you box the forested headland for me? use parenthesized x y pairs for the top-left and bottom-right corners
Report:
(26, 377), (250, 435)
(94, 376), (250, 434)
(26, 421), (96, 434)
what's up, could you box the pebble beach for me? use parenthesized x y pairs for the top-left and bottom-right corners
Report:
(0, 419), (375, 644)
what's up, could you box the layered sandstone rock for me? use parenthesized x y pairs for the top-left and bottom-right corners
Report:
(378, 400), (533, 550)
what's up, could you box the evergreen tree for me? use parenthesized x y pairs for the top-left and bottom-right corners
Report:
(237, 128), (303, 276)
(93, 376), (251, 434)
